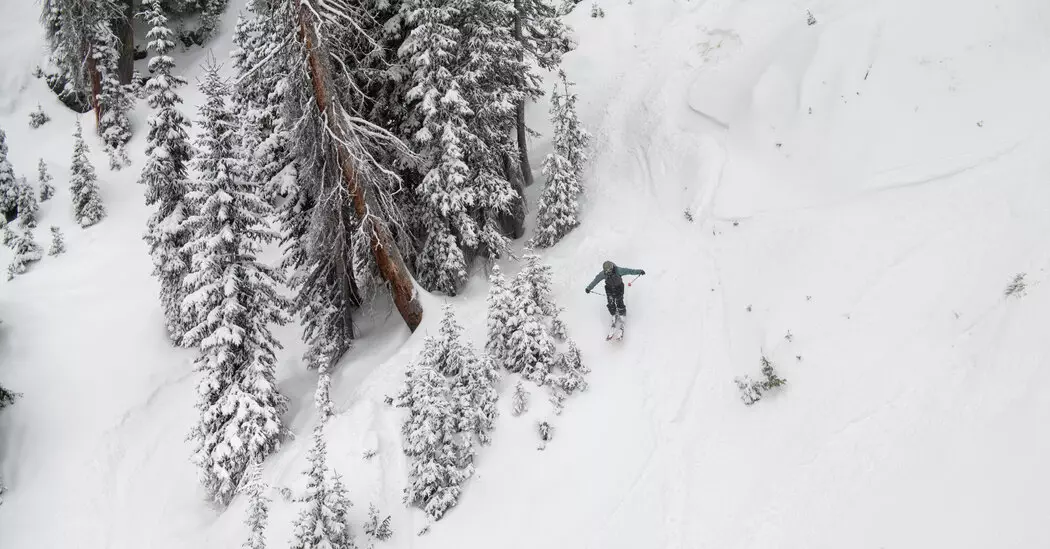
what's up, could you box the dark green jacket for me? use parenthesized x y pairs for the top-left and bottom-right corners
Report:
(586, 266), (644, 292)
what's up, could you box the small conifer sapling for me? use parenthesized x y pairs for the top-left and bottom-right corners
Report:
(48, 226), (65, 256)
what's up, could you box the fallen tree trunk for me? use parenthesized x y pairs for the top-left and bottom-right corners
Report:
(296, 1), (423, 332)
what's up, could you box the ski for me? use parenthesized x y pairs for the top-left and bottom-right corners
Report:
(606, 315), (625, 341)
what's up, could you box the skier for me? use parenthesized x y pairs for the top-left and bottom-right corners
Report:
(585, 261), (645, 339)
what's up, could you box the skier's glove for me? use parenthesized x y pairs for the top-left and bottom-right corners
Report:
(585, 288), (591, 294)
(640, 270), (646, 275)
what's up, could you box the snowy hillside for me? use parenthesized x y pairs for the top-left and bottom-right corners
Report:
(3, 0), (1050, 546)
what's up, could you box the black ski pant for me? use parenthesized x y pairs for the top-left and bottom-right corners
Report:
(606, 285), (626, 316)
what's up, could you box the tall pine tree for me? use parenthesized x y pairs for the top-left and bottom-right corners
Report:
(38, 159), (55, 202)
(0, 128), (17, 219)
(396, 334), (475, 519)
(485, 265), (515, 367)
(231, 0), (290, 205)
(532, 71), (589, 248)
(15, 177), (39, 228)
(289, 423), (356, 549)
(183, 63), (290, 506)
(400, 0), (479, 295)
(509, 0), (572, 187)
(241, 461), (271, 549)
(140, 0), (196, 345)
(70, 120), (107, 228)
(90, 20), (133, 170)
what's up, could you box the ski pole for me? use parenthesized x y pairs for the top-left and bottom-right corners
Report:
(627, 275), (641, 287)
(589, 290), (606, 296)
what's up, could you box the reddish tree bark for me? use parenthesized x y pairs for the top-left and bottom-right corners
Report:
(296, 2), (423, 332)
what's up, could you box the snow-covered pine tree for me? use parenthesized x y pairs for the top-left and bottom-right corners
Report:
(231, 0), (290, 206)
(456, 0), (530, 243)
(69, 120), (107, 227)
(7, 228), (43, 280)
(400, 0), (480, 295)
(363, 503), (393, 543)
(454, 352), (500, 445)
(15, 178), (39, 228)
(502, 252), (557, 381)
(38, 159), (55, 202)
(547, 340), (587, 413)
(436, 304), (475, 377)
(484, 265), (516, 367)
(511, 380), (529, 416)
(90, 20), (133, 170)
(0, 128), (17, 219)
(516, 251), (558, 317)
(40, 0), (118, 108)
(48, 226), (66, 255)
(183, 62), (290, 506)
(140, 0), (196, 345)
(196, 0), (230, 44)
(532, 71), (589, 248)
(289, 424), (356, 549)
(241, 461), (271, 549)
(509, 0), (573, 188)
(29, 104), (51, 128)
(0, 219), (14, 247)
(315, 364), (334, 420)
(395, 339), (475, 519)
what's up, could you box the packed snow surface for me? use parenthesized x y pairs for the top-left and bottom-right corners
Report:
(3, 0), (1050, 547)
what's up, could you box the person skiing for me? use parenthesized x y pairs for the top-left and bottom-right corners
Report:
(585, 261), (645, 317)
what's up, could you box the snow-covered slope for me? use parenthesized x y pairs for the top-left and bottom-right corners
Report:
(3, 0), (1050, 547)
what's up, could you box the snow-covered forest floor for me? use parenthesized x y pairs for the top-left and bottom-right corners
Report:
(3, 0), (1050, 547)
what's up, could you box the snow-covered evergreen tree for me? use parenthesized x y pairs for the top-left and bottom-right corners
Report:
(395, 338), (475, 520)
(548, 340), (587, 413)
(184, 63), (290, 506)
(532, 71), (589, 248)
(15, 177), (39, 228)
(241, 461), (271, 549)
(40, 0), (117, 102)
(457, 0), (530, 247)
(734, 356), (787, 406)
(485, 265), (515, 365)
(315, 364), (334, 420)
(289, 424), (356, 549)
(48, 226), (66, 256)
(501, 253), (558, 381)
(511, 380), (529, 416)
(400, 0), (480, 295)
(70, 120), (106, 227)
(196, 0), (230, 44)
(7, 228), (43, 280)
(140, 0), (196, 345)
(90, 21), (133, 170)
(454, 352), (500, 445)
(363, 503), (393, 543)
(435, 305), (475, 377)
(0, 219), (14, 247)
(29, 104), (51, 128)
(38, 159), (55, 202)
(0, 128), (17, 218)
(509, 0), (573, 188)
(231, 0), (290, 205)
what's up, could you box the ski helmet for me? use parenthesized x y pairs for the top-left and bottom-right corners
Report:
(603, 260), (615, 272)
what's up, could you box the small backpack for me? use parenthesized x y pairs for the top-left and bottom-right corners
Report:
(604, 267), (623, 289)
